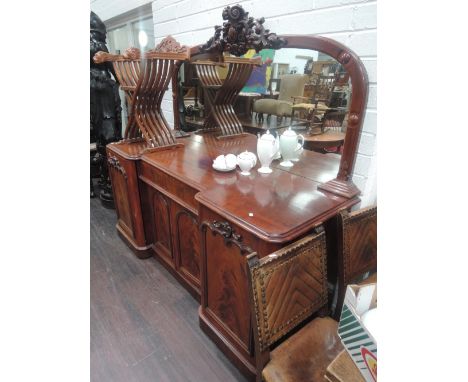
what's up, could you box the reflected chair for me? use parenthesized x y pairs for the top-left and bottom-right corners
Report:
(194, 56), (260, 137)
(291, 75), (339, 134)
(246, 228), (344, 382)
(333, 206), (377, 319)
(253, 74), (308, 123)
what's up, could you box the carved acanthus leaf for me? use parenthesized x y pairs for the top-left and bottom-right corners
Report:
(209, 220), (254, 254)
(93, 51), (116, 64)
(107, 156), (127, 179)
(148, 35), (188, 54)
(200, 5), (286, 56)
(123, 47), (141, 60)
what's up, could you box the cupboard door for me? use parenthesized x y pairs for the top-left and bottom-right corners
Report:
(174, 208), (200, 290)
(152, 190), (173, 261)
(107, 155), (133, 237)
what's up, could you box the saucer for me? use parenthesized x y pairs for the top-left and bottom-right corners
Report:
(212, 163), (236, 172)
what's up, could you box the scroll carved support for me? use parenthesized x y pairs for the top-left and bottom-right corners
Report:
(107, 156), (127, 179)
(206, 220), (254, 254)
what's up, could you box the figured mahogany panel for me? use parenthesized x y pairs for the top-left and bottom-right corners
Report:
(204, 226), (252, 351)
(106, 145), (150, 258)
(152, 191), (173, 261)
(174, 207), (200, 289)
(199, 207), (281, 358)
(107, 155), (133, 236)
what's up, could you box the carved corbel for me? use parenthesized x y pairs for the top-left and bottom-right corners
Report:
(204, 220), (254, 254)
(107, 156), (127, 179)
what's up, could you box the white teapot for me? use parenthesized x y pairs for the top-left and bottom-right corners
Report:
(257, 130), (278, 174)
(279, 127), (304, 167)
(237, 151), (257, 176)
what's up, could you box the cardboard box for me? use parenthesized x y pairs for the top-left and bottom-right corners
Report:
(337, 283), (377, 382)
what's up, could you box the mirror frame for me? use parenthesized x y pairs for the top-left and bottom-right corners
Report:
(187, 34), (369, 199)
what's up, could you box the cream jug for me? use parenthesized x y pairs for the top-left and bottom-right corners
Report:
(279, 127), (304, 167)
(257, 130), (278, 174)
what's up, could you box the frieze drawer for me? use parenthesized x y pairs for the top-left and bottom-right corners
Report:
(139, 161), (199, 213)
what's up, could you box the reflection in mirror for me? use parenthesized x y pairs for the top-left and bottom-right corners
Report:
(177, 48), (351, 154)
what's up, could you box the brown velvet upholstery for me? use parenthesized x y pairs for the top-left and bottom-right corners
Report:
(262, 317), (343, 382)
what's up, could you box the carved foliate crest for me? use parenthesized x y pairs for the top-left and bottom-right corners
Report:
(123, 47), (141, 59)
(201, 5), (286, 56)
(148, 35), (188, 54)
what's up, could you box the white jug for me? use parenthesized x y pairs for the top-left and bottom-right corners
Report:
(257, 130), (278, 174)
(279, 127), (304, 167)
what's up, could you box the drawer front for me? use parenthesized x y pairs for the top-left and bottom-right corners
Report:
(139, 161), (199, 213)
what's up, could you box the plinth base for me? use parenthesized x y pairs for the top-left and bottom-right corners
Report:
(318, 178), (361, 199)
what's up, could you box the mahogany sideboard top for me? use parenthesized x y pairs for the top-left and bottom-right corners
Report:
(133, 133), (357, 243)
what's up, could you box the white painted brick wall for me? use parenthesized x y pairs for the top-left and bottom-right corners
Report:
(91, 0), (152, 21)
(93, 0), (377, 206)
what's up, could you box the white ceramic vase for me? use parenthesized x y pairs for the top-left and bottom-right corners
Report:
(257, 130), (278, 174)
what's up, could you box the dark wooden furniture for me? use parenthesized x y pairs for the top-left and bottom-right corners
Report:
(105, 12), (370, 380)
(334, 206), (377, 319)
(304, 129), (346, 153)
(247, 230), (344, 382)
(106, 132), (358, 379)
(94, 36), (190, 147)
(193, 56), (260, 137)
(188, 34), (368, 198)
(235, 92), (262, 117)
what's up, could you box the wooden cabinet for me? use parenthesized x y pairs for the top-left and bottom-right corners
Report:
(198, 205), (282, 376)
(138, 162), (202, 299)
(109, 132), (359, 380)
(106, 144), (151, 258)
(152, 190), (173, 261)
(173, 206), (200, 294)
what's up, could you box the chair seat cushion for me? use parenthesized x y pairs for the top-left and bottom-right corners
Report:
(292, 102), (329, 111)
(263, 317), (343, 382)
(254, 99), (293, 116)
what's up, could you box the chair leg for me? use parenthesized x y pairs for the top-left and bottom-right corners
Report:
(90, 178), (95, 198)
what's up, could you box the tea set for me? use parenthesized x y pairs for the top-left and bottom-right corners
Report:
(212, 127), (305, 175)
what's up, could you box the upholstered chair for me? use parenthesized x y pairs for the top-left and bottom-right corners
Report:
(333, 206), (377, 319)
(253, 74), (308, 122)
(246, 228), (344, 382)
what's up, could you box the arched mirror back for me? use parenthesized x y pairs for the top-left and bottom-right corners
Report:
(185, 34), (368, 199)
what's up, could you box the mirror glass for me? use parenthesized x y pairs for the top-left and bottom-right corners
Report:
(177, 48), (351, 154)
